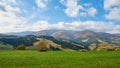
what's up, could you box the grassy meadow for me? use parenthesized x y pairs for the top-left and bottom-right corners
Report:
(0, 50), (120, 68)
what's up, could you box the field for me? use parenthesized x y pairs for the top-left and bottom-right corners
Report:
(0, 51), (120, 68)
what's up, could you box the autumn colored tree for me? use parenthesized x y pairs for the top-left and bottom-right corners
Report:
(34, 41), (48, 52)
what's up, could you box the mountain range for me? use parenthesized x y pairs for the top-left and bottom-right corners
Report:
(0, 30), (120, 51)
(6, 30), (120, 43)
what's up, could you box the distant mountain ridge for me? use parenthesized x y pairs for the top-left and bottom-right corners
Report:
(6, 30), (120, 40)
(0, 30), (119, 51)
(7, 31), (35, 36)
(0, 30), (120, 50)
(6, 30), (119, 36)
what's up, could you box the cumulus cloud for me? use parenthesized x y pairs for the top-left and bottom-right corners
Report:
(29, 21), (49, 31)
(104, 0), (120, 21)
(0, 0), (27, 33)
(2, 0), (17, 4)
(0, 0), (120, 34)
(60, 0), (83, 17)
(35, 0), (50, 8)
(104, 0), (120, 10)
(50, 21), (120, 33)
(87, 7), (97, 17)
(105, 7), (120, 20)
(8, 20), (119, 34)
(79, 12), (87, 17)
(60, 0), (97, 18)
(1, 16), (120, 33)
(83, 3), (91, 7)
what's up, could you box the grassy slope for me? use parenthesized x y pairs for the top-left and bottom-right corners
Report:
(0, 51), (120, 68)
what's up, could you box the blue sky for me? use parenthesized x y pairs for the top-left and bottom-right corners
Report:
(0, 0), (120, 33)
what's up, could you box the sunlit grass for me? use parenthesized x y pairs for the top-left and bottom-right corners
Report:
(0, 50), (120, 68)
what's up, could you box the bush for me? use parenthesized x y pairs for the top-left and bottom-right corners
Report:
(16, 45), (26, 50)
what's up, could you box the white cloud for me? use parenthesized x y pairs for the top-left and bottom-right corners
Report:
(80, 12), (87, 17)
(6, 20), (119, 33)
(29, 20), (120, 33)
(83, 3), (91, 7)
(29, 21), (49, 31)
(104, 0), (120, 21)
(35, 0), (50, 8)
(104, 0), (120, 10)
(105, 7), (120, 20)
(0, 2), (25, 23)
(0, 0), (27, 33)
(0, 0), (120, 34)
(87, 7), (97, 17)
(60, 0), (83, 17)
(60, 0), (97, 18)
(1, 16), (120, 33)
(2, 0), (17, 4)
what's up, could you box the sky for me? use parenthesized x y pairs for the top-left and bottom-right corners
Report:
(0, 0), (120, 33)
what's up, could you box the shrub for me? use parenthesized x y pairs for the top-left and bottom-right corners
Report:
(16, 45), (26, 50)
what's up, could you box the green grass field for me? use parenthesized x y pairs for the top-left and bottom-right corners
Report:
(0, 51), (120, 68)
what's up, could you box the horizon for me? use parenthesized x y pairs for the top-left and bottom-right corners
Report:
(2, 29), (119, 35)
(0, 0), (120, 33)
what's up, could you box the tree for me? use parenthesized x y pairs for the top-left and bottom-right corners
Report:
(16, 45), (26, 50)
(34, 41), (48, 52)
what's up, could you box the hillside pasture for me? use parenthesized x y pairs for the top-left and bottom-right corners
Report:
(0, 51), (120, 68)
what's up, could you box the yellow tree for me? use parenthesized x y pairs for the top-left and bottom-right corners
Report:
(34, 41), (48, 52)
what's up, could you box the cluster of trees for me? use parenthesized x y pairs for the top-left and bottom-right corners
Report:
(0, 43), (27, 50)
(0, 35), (37, 47)
(89, 43), (120, 51)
